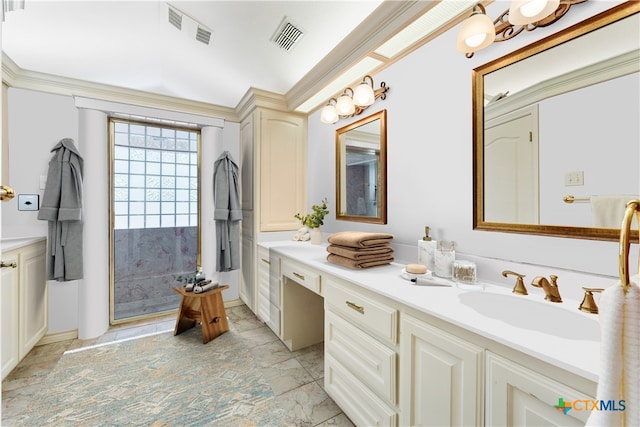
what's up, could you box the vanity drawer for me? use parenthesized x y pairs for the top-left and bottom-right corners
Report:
(324, 276), (398, 346)
(325, 353), (397, 427)
(326, 310), (397, 405)
(281, 259), (321, 295)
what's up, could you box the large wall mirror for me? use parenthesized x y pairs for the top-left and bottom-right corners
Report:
(336, 109), (387, 224)
(473, 2), (639, 241)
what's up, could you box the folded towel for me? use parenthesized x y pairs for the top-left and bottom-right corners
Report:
(327, 231), (394, 248)
(591, 195), (639, 228)
(193, 280), (220, 294)
(586, 276), (640, 426)
(326, 253), (394, 269)
(327, 244), (394, 260)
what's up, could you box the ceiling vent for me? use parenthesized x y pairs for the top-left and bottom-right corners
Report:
(195, 26), (212, 45)
(271, 17), (304, 52)
(165, 3), (213, 46)
(167, 5), (182, 30)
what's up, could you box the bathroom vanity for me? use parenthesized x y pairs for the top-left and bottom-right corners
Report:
(1, 237), (47, 380)
(257, 241), (598, 426)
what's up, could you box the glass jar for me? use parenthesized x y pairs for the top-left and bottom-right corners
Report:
(452, 260), (477, 284)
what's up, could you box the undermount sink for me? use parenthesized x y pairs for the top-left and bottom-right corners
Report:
(458, 291), (600, 342)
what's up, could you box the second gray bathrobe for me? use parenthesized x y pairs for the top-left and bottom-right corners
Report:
(37, 138), (84, 281)
(213, 151), (241, 271)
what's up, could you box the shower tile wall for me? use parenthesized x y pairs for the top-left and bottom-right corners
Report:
(113, 227), (197, 320)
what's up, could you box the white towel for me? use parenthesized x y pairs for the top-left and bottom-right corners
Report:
(586, 276), (640, 426)
(591, 195), (638, 228)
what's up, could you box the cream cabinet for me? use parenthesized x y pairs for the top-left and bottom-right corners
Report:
(256, 245), (271, 324)
(324, 275), (398, 426)
(239, 93), (307, 314)
(485, 352), (592, 426)
(399, 312), (483, 426)
(1, 240), (47, 380)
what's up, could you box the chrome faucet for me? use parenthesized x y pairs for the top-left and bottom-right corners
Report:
(531, 275), (562, 303)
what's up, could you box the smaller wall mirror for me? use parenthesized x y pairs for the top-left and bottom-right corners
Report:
(336, 110), (387, 224)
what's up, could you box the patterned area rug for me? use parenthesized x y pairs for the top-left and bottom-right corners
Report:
(22, 328), (287, 426)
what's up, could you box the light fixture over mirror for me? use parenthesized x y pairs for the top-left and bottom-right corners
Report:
(457, 0), (586, 58)
(320, 75), (389, 124)
(473, 1), (639, 241)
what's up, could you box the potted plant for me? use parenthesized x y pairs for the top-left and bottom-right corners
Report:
(294, 198), (329, 244)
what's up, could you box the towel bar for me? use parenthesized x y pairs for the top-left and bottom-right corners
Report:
(619, 200), (640, 292)
(563, 195), (589, 204)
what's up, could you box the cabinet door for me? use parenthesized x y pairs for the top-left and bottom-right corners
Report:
(400, 313), (483, 426)
(19, 242), (47, 359)
(266, 252), (281, 335)
(486, 352), (591, 426)
(258, 110), (306, 231)
(1, 252), (19, 380)
(240, 210), (255, 312)
(256, 246), (270, 324)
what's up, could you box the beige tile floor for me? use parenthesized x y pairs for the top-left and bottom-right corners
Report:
(2, 304), (354, 426)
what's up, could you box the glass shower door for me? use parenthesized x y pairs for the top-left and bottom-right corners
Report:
(109, 119), (200, 323)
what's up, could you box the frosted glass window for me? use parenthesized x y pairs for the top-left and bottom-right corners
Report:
(130, 175), (144, 188)
(146, 162), (160, 175)
(111, 120), (199, 230)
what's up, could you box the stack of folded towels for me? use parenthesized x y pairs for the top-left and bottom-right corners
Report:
(326, 231), (394, 269)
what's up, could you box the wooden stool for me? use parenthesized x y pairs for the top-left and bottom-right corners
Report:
(173, 285), (229, 344)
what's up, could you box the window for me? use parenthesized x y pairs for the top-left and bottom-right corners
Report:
(111, 120), (199, 229)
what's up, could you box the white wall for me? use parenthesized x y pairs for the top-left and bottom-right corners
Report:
(3, 89), (241, 335)
(5, 88), (80, 334)
(308, 0), (637, 299)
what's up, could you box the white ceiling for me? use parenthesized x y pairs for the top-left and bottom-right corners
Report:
(1, 0), (386, 110)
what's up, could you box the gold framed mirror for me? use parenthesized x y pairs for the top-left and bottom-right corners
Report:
(336, 109), (387, 224)
(473, 2), (639, 241)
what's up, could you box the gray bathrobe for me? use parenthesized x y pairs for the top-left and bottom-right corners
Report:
(37, 138), (84, 281)
(213, 151), (241, 272)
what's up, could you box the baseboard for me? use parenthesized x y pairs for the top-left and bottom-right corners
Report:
(37, 329), (78, 346)
(224, 298), (245, 308)
(36, 298), (245, 346)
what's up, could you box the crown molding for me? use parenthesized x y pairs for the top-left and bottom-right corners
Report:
(2, 53), (239, 122)
(235, 86), (306, 122)
(485, 49), (640, 121)
(285, 0), (437, 112)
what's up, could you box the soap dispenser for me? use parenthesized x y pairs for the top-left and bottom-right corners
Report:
(418, 226), (437, 271)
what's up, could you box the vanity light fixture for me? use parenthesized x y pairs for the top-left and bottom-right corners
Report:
(457, 0), (585, 58)
(456, 4), (496, 56)
(320, 75), (389, 124)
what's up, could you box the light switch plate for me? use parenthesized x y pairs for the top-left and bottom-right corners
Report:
(18, 194), (39, 211)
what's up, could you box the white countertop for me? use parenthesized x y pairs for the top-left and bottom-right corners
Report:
(260, 241), (600, 383)
(1, 236), (46, 253)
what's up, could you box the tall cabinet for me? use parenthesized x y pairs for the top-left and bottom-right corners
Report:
(238, 90), (307, 313)
(1, 239), (47, 380)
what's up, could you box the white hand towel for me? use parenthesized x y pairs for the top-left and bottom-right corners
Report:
(586, 276), (640, 426)
(591, 195), (638, 228)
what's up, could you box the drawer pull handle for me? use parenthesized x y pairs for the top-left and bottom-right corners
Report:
(293, 272), (305, 280)
(1, 261), (17, 269)
(346, 301), (365, 314)
(261, 258), (271, 265)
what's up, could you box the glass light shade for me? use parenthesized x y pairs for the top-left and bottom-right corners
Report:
(509, 0), (560, 25)
(320, 104), (339, 124)
(336, 94), (356, 116)
(456, 12), (495, 53)
(353, 82), (375, 107)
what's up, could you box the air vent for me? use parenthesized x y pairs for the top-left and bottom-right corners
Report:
(196, 26), (212, 45)
(271, 17), (304, 52)
(167, 5), (182, 30)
